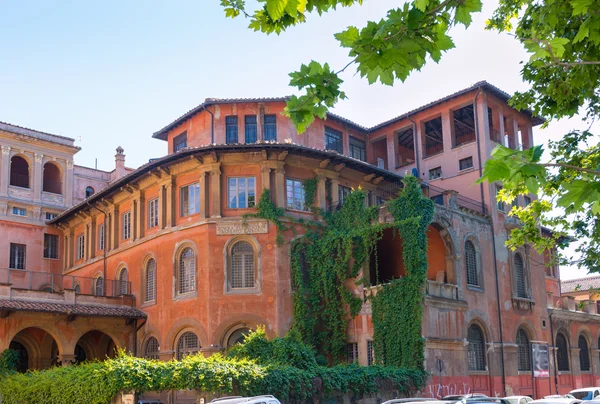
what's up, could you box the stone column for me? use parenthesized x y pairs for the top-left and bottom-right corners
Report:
(158, 185), (165, 230)
(441, 110), (453, 156)
(330, 177), (339, 206)
(274, 166), (286, 209)
(63, 234), (70, 271)
(84, 222), (91, 261)
(513, 119), (521, 150)
(165, 180), (175, 227)
(65, 160), (74, 207)
(210, 164), (222, 218)
(135, 194), (145, 240)
(33, 153), (43, 202)
(109, 206), (119, 250)
(90, 217), (97, 259)
(58, 354), (77, 367)
(0, 145), (10, 196)
(316, 174), (327, 210)
(260, 166), (271, 192)
(199, 171), (207, 219)
(386, 132), (396, 170)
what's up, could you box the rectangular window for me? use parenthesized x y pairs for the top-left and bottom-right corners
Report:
(349, 137), (366, 162)
(524, 196), (532, 206)
(76, 234), (85, 260)
(180, 183), (201, 217)
(122, 211), (131, 240)
(496, 186), (505, 212)
(173, 131), (187, 152)
(376, 157), (385, 169)
(45, 212), (57, 220)
(43, 234), (58, 259)
(12, 207), (26, 216)
(347, 343), (359, 364)
(226, 116), (238, 144)
(148, 198), (159, 229)
(245, 115), (257, 143)
(9, 243), (26, 269)
(325, 127), (343, 153)
(338, 185), (351, 205)
(286, 178), (309, 211)
(367, 340), (374, 366)
(423, 116), (444, 157)
(459, 157), (473, 171)
(228, 177), (256, 209)
(98, 223), (105, 250)
(429, 167), (442, 180)
(264, 114), (277, 141)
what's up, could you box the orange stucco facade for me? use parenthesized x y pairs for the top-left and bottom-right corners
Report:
(1, 82), (599, 403)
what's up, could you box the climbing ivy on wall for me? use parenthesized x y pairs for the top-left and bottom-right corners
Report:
(371, 175), (434, 369)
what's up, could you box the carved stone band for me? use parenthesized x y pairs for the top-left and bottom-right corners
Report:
(216, 220), (268, 235)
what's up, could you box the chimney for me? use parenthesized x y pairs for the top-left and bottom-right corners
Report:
(115, 146), (125, 169)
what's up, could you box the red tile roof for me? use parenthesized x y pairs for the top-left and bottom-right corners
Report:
(0, 299), (147, 319)
(561, 275), (600, 294)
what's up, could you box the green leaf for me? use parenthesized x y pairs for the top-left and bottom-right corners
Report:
(548, 37), (570, 58)
(266, 0), (288, 21)
(335, 26), (359, 47)
(570, 0), (593, 16)
(414, 0), (429, 13)
(480, 159), (511, 182)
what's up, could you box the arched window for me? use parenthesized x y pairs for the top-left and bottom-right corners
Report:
(10, 156), (29, 188)
(579, 335), (590, 371)
(178, 247), (195, 295)
(145, 259), (156, 302)
(230, 241), (255, 289)
(118, 268), (128, 295)
(74, 284), (81, 294)
(228, 328), (251, 347)
(94, 276), (104, 296)
(176, 332), (199, 360)
(515, 253), (528, 298)
(467, 324), (486, 371)
(556, 333), (570, 371)
(465, 240), (479, 287)
(144, 337), (159, 360)
(85, 186), (94, 198)
(42, 162), (62, 194)
(517, 328), (531, 371)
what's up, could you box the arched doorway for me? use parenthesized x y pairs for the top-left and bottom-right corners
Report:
(76, 330), (118, 361)
(9, 327), (59, 372)
(10, 155), (29, 188)
(42, 162), (62, 194)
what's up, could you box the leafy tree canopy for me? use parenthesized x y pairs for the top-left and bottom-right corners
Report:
(221, 0), (600, 272)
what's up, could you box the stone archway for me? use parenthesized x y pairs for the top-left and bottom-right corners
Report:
(75, 330), (118, 361)
(9, 327), (60, 372)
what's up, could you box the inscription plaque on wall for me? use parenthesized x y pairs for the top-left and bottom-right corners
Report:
(216, 220), (269, 235)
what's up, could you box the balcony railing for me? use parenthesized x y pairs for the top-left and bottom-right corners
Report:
(424, 183), (488, 215)
(42, 179), (63, 195)
(0, 268), (131, 297)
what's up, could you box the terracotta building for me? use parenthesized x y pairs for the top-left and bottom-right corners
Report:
(0, 82), (598, 402)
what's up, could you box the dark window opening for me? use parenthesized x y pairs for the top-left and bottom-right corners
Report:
(349, 136), (366, 162)
(370, 228), (405, 285)
(325, 127), (343, 153)
(515, 253), (528, 298)
(467, 324), (486, 371)
(489, 107), (501, 143)
(517, 328), (531, 371)
(42, 162), (62, 194)
(9, 243), (26, 269)
(173, 132), (188, 152)
(396, 127), (415, 167)
(226, 116), (238, 144)
(9, 342), (28, 373)
(264, 114), (277, 141)
(556, 333), (569, 371)
(245, 115), (257, 143)
(10, 156), (29, 188)
(423, 117), (444, 158)
(44, 234), (59, 259)
(465, 240), (478, 286)
(453, 105), (476, 147)
(579, 335), (590, 371)
(459, 157), (473, 171)
(429, 167), (442, 180)
(85, 186), (94, 198)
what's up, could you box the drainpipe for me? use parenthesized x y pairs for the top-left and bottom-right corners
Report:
(407, 116), (420, 177)
(86, 201), (107, 294)
(473, 88), (507, 396)
(549, 311), (559, 394)
(201, 105), (215, 144)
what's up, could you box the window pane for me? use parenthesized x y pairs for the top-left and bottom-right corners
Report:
(325, 127), (343, 153)
(248, 178), (255, 207)
(245, 115), (257, 143)
(226, 116), (238, 144)
(239, 178), (247, 209)
(264, 114), (277, 141)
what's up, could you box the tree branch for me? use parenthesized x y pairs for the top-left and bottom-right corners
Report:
(541, 163), (600, 176)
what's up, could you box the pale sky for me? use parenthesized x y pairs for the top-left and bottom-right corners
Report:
(0, 0), (595, 278)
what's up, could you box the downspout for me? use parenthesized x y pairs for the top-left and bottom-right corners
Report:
(407, 116), (420, 177)
(549, 311), (559, 394)
(473, 88), (507, 396)
(201, 105), (215, 144)
(86, 201), (107, 294)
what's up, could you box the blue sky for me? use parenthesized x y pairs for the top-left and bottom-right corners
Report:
(0, 0), (594, 278)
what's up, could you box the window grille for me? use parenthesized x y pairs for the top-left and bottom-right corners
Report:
(515, 253), (528, 298)
(76, 234), (85, 260)
(228, 177), (256, 208)
(176, 332), (199, 360)
(465, 241), (478, 286)
(180, 183), (200, 217)
(517, 328), (531, 371)
(178, 248), (195, 294)
(122, 211), (131, 240)
(173, 132), (187, 152)
(367, 340), (374, 366)
(226, 116), (238, 144)
(264, 114), (277, 141)
(347, 342), (359, 364)
(44, 234), (59, 259)
(148, 198), (159, 228)
(286, 178), (308, 211)
(349, 137), (366, 161)
(579, 335), (590, 371)
(557, 333), (569, 371)
(429, 167), (442, 180)
(325, 127), (343, 153)
(459, 157), (473, 170)
(230, 241), (255, 289)
(95, 276), (104, 296)
(467, 324), (486, 371)
(245, 115), (257, 143)
(145, 259), (156, 302)
(12, 207), (26, 216)
(98, 224), (105, 250)
(144, 337), (159, 360)
(118, 268), (128, 295)
(9, 243), (26, 269)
